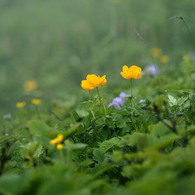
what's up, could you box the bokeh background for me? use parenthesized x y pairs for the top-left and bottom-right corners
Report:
(0, 0), (195, 115)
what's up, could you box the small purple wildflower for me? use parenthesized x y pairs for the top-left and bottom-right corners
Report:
(119, 92), (131, 99)
(108, 92), (131, 109)
(139, 99), (146, 103)
(144, 64), (158, 76)
(189, 51), (195, 60)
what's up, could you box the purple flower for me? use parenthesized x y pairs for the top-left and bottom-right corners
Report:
(108, 92), (131, 109)
(189, 51), (195, 60)
(108, 97), (124, 109)
(119, 92), (131, 99)
(139, 99), (146, 103)
(144, 64), (158, 76)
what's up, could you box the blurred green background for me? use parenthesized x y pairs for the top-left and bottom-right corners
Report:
(0, 0), (195, 115)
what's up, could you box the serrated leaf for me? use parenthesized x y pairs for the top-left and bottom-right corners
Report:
(93, 148), (105, 163)
(168, 94), (177, 106)
(177, 96), (188, 106)
(100, 137), (120, 152)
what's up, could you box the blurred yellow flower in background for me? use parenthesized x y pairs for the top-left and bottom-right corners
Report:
(31, 99), (41, 105)
(160, 55), (169, 63)
(151, 48), (162, 58)
(16, 101), (26, 108)
(121, 65), (142, 79)
(56, 144), (63, 150)
(50, 134), (64, 146)
(24, 80), (37, 91)
(183, 55), (190, 62)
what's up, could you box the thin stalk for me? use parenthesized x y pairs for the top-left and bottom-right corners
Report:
(130, 79), (133, 97)
(101, 86), (107, 115)
(96, 87), (102, 106)
(66, 148), (70, 164)
(130, 79), (135, 110)
(96, 87), (107, 115)
(35, 106), (41, 120)
(59, 150), (64, 162)
(169, 16), (195, 49)
(89, 91), (95, 119)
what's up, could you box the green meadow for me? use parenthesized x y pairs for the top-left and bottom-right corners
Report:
(0, 0), (195, 194)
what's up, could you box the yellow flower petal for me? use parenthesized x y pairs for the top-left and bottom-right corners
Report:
(56, 134), (63, 143)
(31, 99), (41, 105)
(122, 65), (129, 72)
(50, 139), (58, 145)
(81, 80), (95, 91)
(151, 48), (162, 57)
(160, 56), (169, 63)
(86, 74), (107, 87)
(24, 80), (37, 91)
(16, 101), (26, 108)
(121, 65), (142, 80)
(56, 144), (63, 150)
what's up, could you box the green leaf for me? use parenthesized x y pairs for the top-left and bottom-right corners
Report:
(100, 137), (121, 152)
(125, 133), (155, 151)
(149, 121), (171, 137)
(72, 110), (80, 121)
(48, 123), (81, 138)
(28, 120), (51, 137)
(177, 96), (188, 106)
(93, 148), (105, 163)
(0, 172), (30, 194)
(168, 94), (177, 106)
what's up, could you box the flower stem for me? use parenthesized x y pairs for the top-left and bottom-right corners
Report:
(96, 87), (106, 115)
(59, 150), (64, 162)
(130, 79), (135, 110)
(89, 91), (95, 119)
(101, 86), (107, 115)
(35, 105), (41, 120)
(66, 148), (71, 164)
(130, 79), (133, 97)
(96, 87), (102, 106)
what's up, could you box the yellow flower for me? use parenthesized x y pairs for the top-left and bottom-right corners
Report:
(81, 80), (95, 91)
(16, 101), (26, 108)
(50, 134), (64, 146)
(121, 65), (142, 79)
(50, 139), (58, 145)
(24, 80), (37, 91)
(56, 134), (63, 143)
(56, 144), (63, 150)
(86, 74), (107, 87)
(65, 140), (70, 146)
(183, 55), (190, 62)
(160, 55), (169, 63)
(151, 48), (162, 58)
(31, 99), (41, 105)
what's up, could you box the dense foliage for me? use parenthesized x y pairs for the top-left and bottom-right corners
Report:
(0, 56), (195, 194)
(0, 0), (195, 194)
